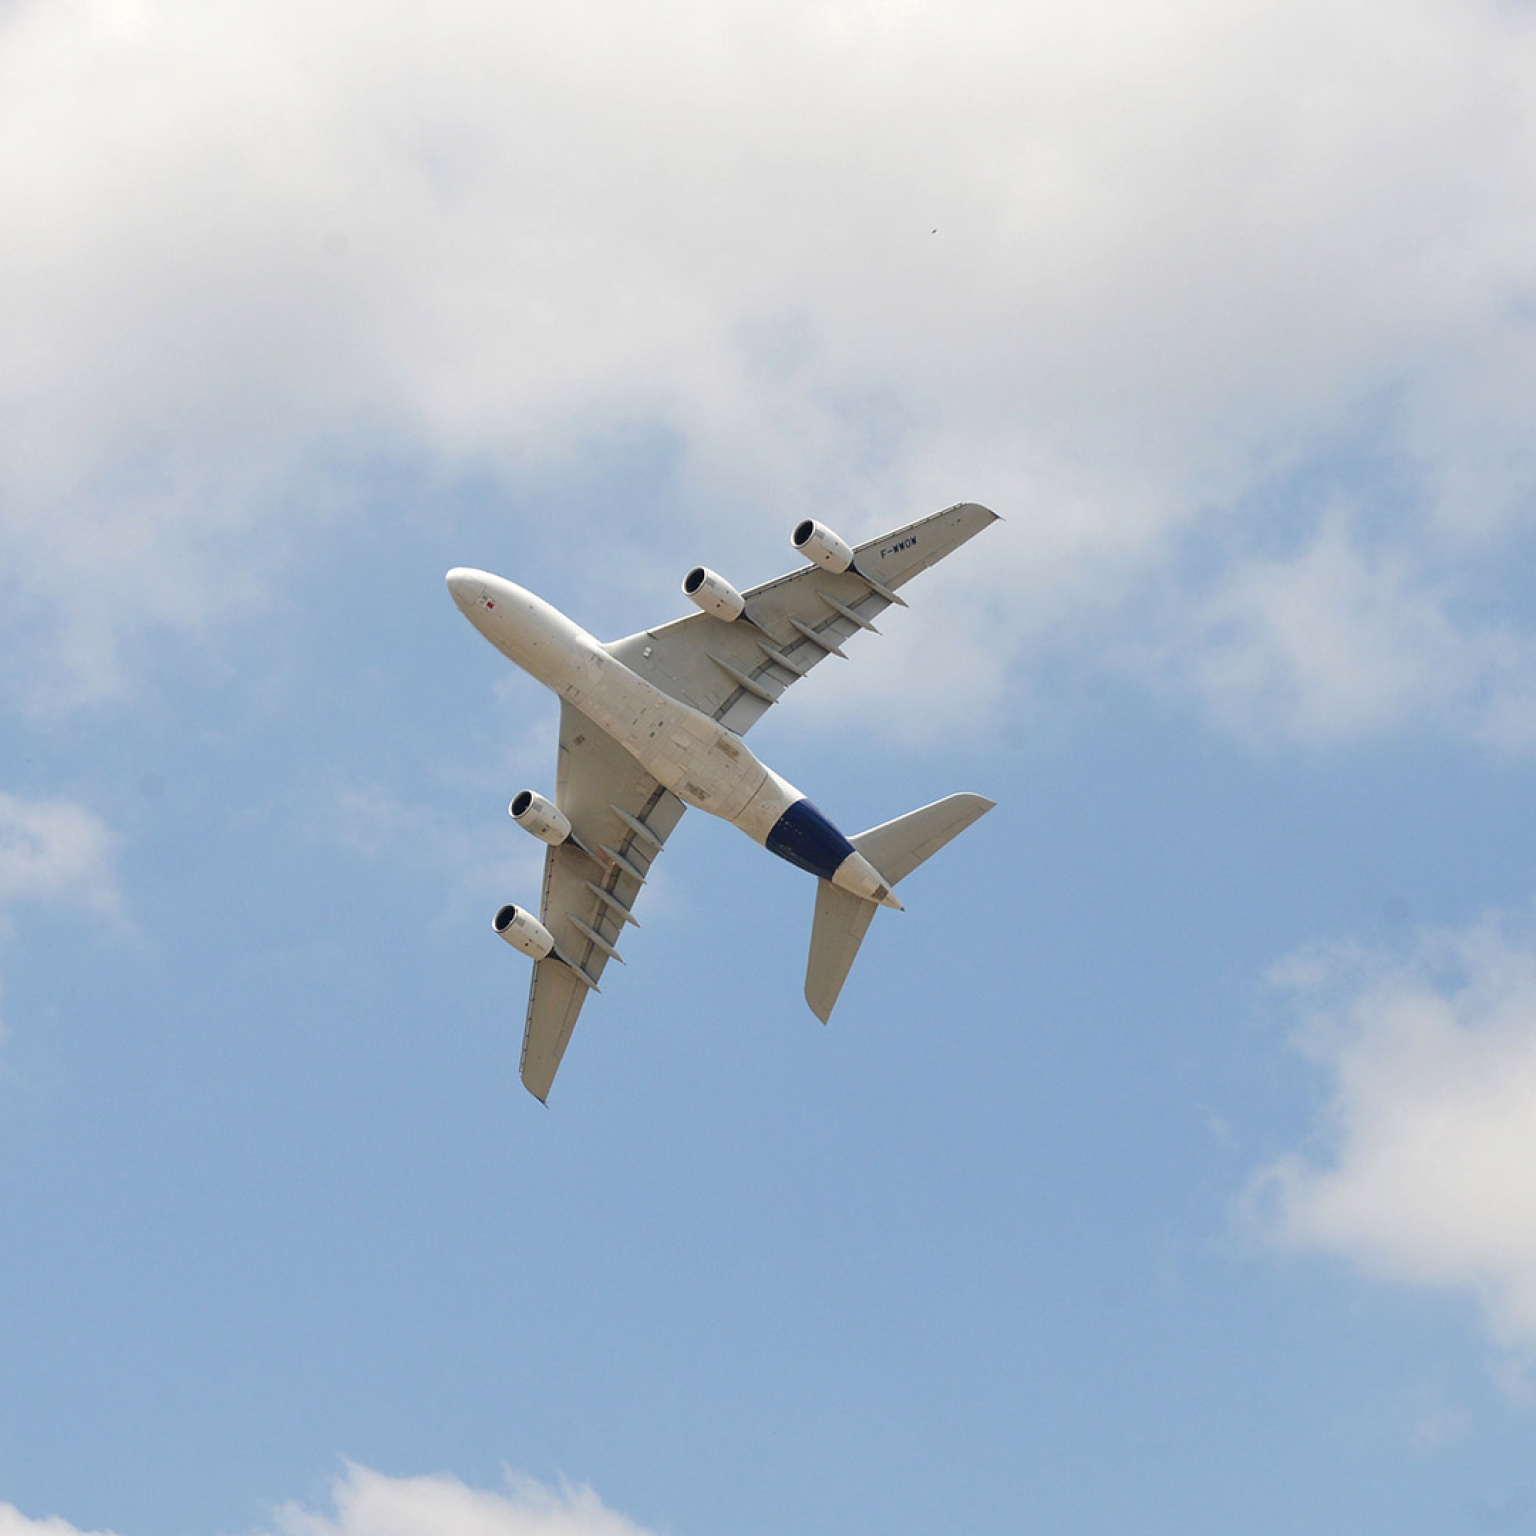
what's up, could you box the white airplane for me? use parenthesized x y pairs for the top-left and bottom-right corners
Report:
(447, 502), (999, 1101)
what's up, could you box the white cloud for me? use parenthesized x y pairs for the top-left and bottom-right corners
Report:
(1132, 512), (1536, 747)
(271, 1465), (657, 1536)
(1249, 908), (1536, 1352)
(0, 1506), (115, 1536)
(0, 791), (118, 919)
(0, 1467), (658, 1536)
(2, 0), (1535, 736)
(0, 789), (119, 1040)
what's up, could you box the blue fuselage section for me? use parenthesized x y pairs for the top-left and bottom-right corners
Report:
(764, 798), (856, 880)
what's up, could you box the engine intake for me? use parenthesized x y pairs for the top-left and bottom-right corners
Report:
(493, 903), (555, 960)
(682, 566), (745, 622)
(792, 519), (854, 574)
(509, 788), (571, 845)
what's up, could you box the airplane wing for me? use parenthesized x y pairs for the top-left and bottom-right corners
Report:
(521, 701), (687, 1101)
(603, 502), (998, 732)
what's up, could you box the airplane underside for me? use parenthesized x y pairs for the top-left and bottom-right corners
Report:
(447, 502), (1000, 1099)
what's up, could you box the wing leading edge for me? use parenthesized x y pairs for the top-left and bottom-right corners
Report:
(604, 502), (998, 730)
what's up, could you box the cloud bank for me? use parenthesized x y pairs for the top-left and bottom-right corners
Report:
(2, 0), (1534, 737)
(1250, 909), (1536, 1353)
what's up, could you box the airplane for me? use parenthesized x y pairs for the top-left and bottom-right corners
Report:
(446, 502), (999, 1101)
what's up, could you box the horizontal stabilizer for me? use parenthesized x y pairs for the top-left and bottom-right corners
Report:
(804, 792), (995, 1022)
(850, 792), (996, 886)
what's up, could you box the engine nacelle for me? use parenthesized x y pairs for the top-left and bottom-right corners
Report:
(493, 903), (555, 959)
(682, 566), (746, 622)
(792, 519), (854, 574)
(509, 788), (571, 846)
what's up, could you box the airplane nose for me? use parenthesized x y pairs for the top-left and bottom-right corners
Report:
(447, 568), (528, 638)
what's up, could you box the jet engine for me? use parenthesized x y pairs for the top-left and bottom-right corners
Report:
(792, 519), (854, 574)
(493, 903), (555, 959)
(509, 788), (571, 845)
(682, 565), (746, 622)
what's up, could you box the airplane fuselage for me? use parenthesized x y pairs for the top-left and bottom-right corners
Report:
(447, 569), (900, 907)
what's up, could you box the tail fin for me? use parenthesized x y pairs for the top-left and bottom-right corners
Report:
(804, 793), (995, 1022)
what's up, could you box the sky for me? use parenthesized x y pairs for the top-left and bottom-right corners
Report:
(3, 0), (1536, 1530)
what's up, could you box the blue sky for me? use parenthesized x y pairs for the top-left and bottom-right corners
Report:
(4, 0), (1536, 1532)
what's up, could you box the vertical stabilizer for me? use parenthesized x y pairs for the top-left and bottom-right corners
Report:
(804, 793), (996, 1021)
(806, 880), (880, 1022)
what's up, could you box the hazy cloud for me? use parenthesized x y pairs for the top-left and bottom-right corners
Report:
(0, 791), (117, 913)
(1249, 908), (1536, 1352)
(315, 778), (544, 917)
(0, 789), (119, 1039)
(1134, 513), (1536, 747)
